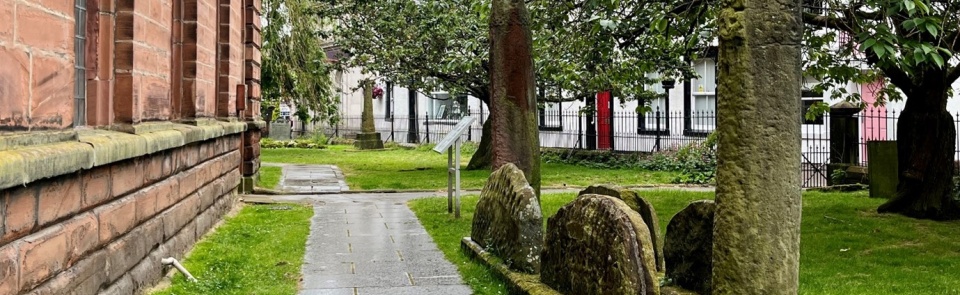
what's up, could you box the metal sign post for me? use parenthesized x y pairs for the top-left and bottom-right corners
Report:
(433, 116), (476, 218)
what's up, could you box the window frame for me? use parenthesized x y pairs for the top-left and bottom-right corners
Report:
(538, 101), (563, 131)
(73, 0), (87, 127)
(427, 92), (468, 124)
(689, 58), (717, 133)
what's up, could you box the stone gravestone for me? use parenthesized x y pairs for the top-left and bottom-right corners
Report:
(868, 141), (898, 199)
(471, 163), (542, 273)
(269, 120), (291, 140)
(579, 184), (665, 272)
(664, 200), (715, 295)
(541, 194), (659, 295)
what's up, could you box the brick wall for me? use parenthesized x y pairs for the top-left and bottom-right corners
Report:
(0, 0), (263, 294)
(0, 135), (243, 294)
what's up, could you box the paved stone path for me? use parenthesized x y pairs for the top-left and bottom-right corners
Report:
(279, 164), (350, 193)
(276, 164), (471, 295)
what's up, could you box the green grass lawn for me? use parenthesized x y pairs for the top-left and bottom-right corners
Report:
(261, 145), (678, 190)
(151, 204), (313, 295)
(409, 191), (960, 295)
(257, 166), (282, 189)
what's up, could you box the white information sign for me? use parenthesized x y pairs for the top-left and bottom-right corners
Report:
(432, 116), (476, 218)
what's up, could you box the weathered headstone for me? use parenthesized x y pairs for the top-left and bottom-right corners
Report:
(268, 121), (291, 140)
(579, 184), (664, 272)
(471, 163), (542, 273)
(664, 200), (715, 295)
(541, 194), (659, 295)
(868, 141), (898, 199)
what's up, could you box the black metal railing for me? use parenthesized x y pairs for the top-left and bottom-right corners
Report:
(297, 107), (960, 188)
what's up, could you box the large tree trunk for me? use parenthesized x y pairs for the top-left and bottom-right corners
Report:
(711, 1), (802, 294)
(878, 85), (960, 220)
(489, 0), (540, 196)
(467, 118), (493, 170)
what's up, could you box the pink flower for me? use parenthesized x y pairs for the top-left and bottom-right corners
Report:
(373, 86), (384, 99)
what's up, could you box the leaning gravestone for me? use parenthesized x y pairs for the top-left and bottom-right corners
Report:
(579, 184), (665, 272)
(664, 200), (715, 295)
(541, 194), (659, 295)
(471, 163), (543, 273)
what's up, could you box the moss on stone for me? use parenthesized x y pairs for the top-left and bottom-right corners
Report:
(0, 120), (249, 191)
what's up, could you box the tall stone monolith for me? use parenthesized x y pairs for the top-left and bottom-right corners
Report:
(712, 1), (803, 294)
(355, 80), (383, 149)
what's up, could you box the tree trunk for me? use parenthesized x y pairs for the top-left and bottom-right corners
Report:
(489, 0), (540, 196)
(878, 86), (960, 220)
(711, 1), (802, 294)
(467, 118), (493, 170)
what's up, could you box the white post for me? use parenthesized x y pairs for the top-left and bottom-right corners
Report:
(455, 138), (462, 218)
(447, 146), (454, 213)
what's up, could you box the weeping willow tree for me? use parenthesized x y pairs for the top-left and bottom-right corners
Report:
(261, 0), (338, 124)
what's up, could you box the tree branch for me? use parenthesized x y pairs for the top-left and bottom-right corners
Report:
(802, 12), (855, 34)
(863, 48), (916, 94)
(947, 66), (960, 84)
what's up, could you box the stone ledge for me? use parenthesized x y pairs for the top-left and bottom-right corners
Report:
(461, 237), (561, 295)
(245, 120), (267, 131)
(0, 121), (248, 191)
(0, 130), (78, 152)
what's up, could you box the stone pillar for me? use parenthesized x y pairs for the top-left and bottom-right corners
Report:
(240, 0), (264, 193)
(868, 141), (898, 198)
(712, 1), (802, 294)
(355, 80), (384, 149)
(827, 102), (861, 185)
(407, 87), (419, 143)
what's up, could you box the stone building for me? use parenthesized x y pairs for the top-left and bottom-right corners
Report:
(0, 0), (264, 294)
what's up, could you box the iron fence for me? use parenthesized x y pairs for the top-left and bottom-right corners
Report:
(295, 108), (960, 188)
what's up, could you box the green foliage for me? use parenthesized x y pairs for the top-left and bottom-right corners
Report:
(801, 0), (960, 107)
(319, 0), (490, 99)
(540, 149), (647, 169)
(531, 0), (711, 101)
(539, 134), (717, 185)
(319, 0), (713, 104)
(150, 204), (312, 295)
(259, 137), (328, 149)
(671, 132), (717, 185)
(831, 168), (848, 185)
(261, 0), (338, 123)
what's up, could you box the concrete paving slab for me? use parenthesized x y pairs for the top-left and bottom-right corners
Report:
(300, 288), (357, 295)
(356, 285), (474, 295)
